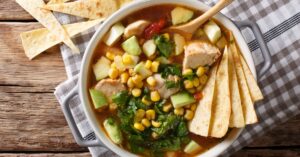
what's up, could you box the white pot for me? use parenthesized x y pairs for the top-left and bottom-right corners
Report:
(62, 0), (272, 157)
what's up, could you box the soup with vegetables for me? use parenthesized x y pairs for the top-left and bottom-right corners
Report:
(88, 5), (230, 157)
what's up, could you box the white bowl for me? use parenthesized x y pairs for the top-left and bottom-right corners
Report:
(78, 0), (258, 156)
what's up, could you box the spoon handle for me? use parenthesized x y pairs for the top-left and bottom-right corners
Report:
(182, 0), (233, 33)
(194, 0), (233, 27)
(167, 0), (233, 35)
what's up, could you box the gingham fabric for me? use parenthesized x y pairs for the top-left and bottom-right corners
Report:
(54, 0), (300, 156)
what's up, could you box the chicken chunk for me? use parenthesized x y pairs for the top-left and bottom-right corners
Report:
(183, 41), (221, 69)
(152, 74), (180, 99)
(124, 20), (150, 38)
(95, 79), (126, 102)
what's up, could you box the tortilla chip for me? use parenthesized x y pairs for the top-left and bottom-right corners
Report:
(117, 0), (133, 7)
(209, 46), (231, 138)
(42, 0), (118, 20)
(189, 64), (218, 137)
(228, 45), (245, 128)
(21, 19), (104, 60)
(239, 54), (264, 102)
(47, 0), (69, 5)
(16, 0), (79, 54)
(230, 33), (257, 124)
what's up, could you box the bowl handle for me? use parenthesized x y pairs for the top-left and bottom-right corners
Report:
(62, 85), (103, 147)
(234, 20), (272, 78)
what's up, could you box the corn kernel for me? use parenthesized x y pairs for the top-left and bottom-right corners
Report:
(135, 109), (145, 121)
(135, 81), (144, 89)
(196, 66), (206, 77)
(184, 80), (194, 89)
(146, 76), (157, 86)
(106, 52), (115, 61)
(128, 68), (135, 76)
(190, 104), (197, 111)
(163, 103), (172, 112)
(199, 74), (208, 84)
(109, 68), (119, 79)
(162, 33), (170, 40)
(151, 91), (161, 102)
(142, 96), (152, 106)
(193, 77), (200, 87)
(152, 132), (159, 139)
(174, 108), (184, 116)
(127, 77), (135, 88)
(141, 118), (151, 127)
(132, 74), (143, 84)
(145, 60), (152, 69)
(122, 54), (134, 65)
(187, 88), (196, 94)
(134, 122), (145, 131)
(132, 88), (142, 97)
(120, 72), (129, 84)
(146, 109), (156, 120)
(183, 68), (193, 76)
(151, 121), (162, 128)
(184, 110), (194, 120)
(111, 62), (117, 69)
(196, 85), (204, 92)
(151, 61), (160, 72)
(109, 103), (118, 112)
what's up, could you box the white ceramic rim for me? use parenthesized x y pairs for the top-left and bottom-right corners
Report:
(79, 0), (257, 157)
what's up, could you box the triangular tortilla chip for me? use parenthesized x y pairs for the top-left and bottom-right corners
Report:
(228, 45), (245, 128)
(117, 0), (133, 7)
(16, 0), (79, 54)
(21, 19), (104, 60)
(239, 54), (264, 102)
(189, 64), (218, 137)
(209, 46), (231, 138)
(230, 33), (257, 124)
(47, 0), (69, 5)
(43, 0), (118, 20)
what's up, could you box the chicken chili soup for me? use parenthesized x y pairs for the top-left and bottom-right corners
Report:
(88, 5), (230, 157)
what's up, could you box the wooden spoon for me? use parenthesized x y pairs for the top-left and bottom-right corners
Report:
(168, 0), (233, 35)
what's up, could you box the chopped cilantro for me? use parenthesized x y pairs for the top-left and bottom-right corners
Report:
(165, 80), (182, 89)
(158, 64), (182, 79)
(154, 35), (174, 58)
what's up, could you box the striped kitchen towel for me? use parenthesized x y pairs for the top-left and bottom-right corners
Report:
(54, 0), (300, 156)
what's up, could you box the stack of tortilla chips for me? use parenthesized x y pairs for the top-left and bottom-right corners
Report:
(16, 0), (132, 60)
(189, 32), (263, 138)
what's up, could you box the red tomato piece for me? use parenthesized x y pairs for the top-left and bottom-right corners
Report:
(194, 92), (203, 101)
(144, 18), (167, 39)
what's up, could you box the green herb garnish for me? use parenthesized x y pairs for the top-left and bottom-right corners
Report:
(158, 64), (182, 79)
(112, 90), (130, 109)
(154, 35), (174, 58)
(165, 80), (182, 89)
